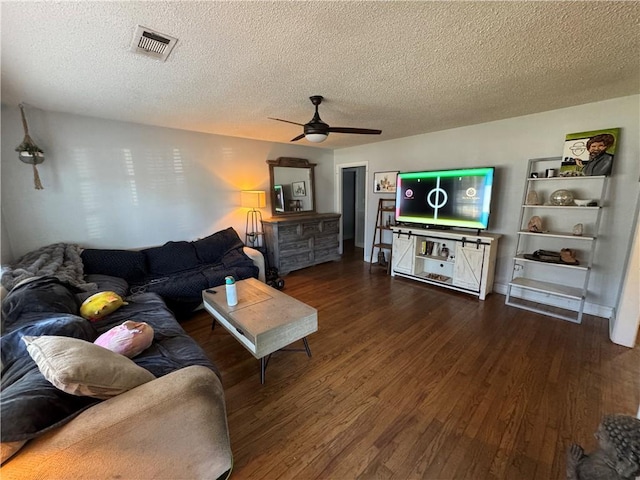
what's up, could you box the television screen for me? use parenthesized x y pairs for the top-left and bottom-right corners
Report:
(395, 167), (495, 230)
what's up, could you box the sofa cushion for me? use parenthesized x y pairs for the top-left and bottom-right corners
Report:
(83, 274), (129, 297)
(143, 241), (200, 275)
(1, 276), (82, 329)
(1, 314), (100, 442)
(81, 249), (148, 283)
(193, 227), (244, 265)
(23, 335), (156, 400)
(0, 366), (232, 478)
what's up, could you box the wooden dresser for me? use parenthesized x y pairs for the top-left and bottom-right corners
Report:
(262, 213), (341, 275)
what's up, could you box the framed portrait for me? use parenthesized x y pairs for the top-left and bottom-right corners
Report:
(561, 128), (620, 177)
(292, 181), (306, 197)
(373, 171), (398, 193)
(274, 185), (285, 212)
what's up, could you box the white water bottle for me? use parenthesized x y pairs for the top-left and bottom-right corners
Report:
(225, 276), (238, 306)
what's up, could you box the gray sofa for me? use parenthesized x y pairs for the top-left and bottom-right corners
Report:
(0, 229), (265, 479)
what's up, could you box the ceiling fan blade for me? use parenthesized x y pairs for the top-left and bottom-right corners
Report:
(268, 117), (305, 126)
(290, 133), (306, 142)
(328, 127), (382, 135)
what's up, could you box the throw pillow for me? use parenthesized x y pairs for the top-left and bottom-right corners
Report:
(94, 321), (154, 358)
(79, 291), (127, 321)
(23, 335), (156, 399)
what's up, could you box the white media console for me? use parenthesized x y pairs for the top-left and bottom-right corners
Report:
(391, 226), (501, 300)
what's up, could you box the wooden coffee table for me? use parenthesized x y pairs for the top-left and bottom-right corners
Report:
(202, 277), (318, 384)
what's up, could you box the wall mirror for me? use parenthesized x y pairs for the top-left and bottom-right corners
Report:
(267, 157), (316, 216)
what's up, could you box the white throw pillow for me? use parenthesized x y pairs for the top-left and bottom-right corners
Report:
(23, 335), (155, 399)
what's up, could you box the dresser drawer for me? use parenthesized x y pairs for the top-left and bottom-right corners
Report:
(281, 252), (313, 270)
(278, 224), (302, 243)
(314, 235), (339, 249)
(314, 247), (340, 263)
(301, 221), (321, 237)
(321, 219), (340, 234)
(280, 239), (312, 256)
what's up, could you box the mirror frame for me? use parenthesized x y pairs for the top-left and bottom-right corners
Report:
(267, 157), (317, 216)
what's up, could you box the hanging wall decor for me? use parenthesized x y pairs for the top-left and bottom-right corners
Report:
(15, 103), (45, 190)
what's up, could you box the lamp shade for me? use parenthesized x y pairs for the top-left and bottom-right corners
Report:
(241, 190), (266, 209)
(305, 133), (328, 143)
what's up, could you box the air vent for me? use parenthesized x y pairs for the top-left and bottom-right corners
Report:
(130, 25), (177, 62)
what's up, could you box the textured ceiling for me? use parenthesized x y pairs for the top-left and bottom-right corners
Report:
(2, 1), (639, 149)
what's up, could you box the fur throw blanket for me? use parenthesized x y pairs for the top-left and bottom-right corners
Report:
(1, 243), (96, 292)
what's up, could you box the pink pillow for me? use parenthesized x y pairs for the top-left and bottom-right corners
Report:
(94, 321), (154, 358)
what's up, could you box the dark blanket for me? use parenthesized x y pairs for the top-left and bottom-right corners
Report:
(82, 227), (259, 317)
(1, 277), (218, 442)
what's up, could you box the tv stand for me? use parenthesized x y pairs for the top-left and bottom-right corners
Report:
(390, 226), (501, 300)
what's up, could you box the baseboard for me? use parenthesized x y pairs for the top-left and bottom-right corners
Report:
(493, 282), (613, 320)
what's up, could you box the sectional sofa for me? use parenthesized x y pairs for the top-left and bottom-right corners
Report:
(0, 227), (265, 479)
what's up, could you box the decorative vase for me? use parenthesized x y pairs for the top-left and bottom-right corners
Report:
(528, 216), (543, 233)
(526, 190), (540, 205)
(550, 189), (574, 206)
(573, 223), (583, 236)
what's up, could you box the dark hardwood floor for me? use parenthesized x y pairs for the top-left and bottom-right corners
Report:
(182, 241), (640, 479)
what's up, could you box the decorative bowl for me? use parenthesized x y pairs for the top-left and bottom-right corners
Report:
(549, 189), (574, 206)
(574, 199), (593, 207)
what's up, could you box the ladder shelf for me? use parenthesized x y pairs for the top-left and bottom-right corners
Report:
(504, 157), (608, 324)
(369, 198), (396, 274)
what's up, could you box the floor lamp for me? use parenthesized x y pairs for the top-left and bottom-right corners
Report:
(241, 190), (266, 248)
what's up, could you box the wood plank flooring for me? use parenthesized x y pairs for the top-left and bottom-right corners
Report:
(182, 244), (640, 479)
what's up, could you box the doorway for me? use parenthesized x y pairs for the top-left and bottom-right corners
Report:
(337, 163), (367, 258)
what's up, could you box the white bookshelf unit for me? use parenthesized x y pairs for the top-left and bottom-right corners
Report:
(505, 157), (608, 323)
(391, 226), (501, 300)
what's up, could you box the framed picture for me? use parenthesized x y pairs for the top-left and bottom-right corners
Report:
(373, 171), (398, 193)
(561, 128), (620, 177)
(274, 185), (285, 212)
(292, 181), (306, 197)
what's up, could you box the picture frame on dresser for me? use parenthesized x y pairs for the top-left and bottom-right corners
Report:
(292, 181), (306, 197)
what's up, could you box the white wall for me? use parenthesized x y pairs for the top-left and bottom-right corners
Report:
(335, 95), (640, 321)
(1, 210), (13, 263)
(612, 204), (640, 347)
(0, 105), (334, 259)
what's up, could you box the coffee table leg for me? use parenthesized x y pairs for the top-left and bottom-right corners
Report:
(260, 341), (311, 384)
(260, 354), (271, 384)
(303, 337), (312, 357)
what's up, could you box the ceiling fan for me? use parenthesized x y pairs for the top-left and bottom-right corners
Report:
(269, 95), (382, 143)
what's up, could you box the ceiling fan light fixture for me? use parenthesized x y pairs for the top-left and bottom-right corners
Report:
(305, 133), (328, 143)
(269, 96), (381, 143)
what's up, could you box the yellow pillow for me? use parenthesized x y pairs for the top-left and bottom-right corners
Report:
(80, 291), (127, 321)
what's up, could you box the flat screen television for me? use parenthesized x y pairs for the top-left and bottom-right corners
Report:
(395, 167), (495, 230)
